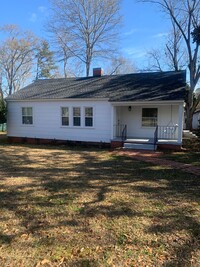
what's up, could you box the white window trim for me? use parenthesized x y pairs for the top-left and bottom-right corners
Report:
(141, 107), (158, 128)
(61, 107), (70, 127)
(73, 106), (81, 127)
(84, 106), (94, 127)
(60, 106), (95, 129)
(21, 107), (34, 127)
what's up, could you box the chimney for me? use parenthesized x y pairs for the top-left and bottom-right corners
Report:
(93, 68), (103, 77)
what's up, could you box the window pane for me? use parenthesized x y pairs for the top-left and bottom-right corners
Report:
(62, 117), (69, 126)
(22, 107), (26, 116)
(22, 107), (32, 116)
(85, 107), (93, 117)
(22, 107), (33, 125)
(85, 117), (93, 127)
(62, 107), (69, 117)
(142, 108), (157, 127)
(142, 108), (157, 117)
(142, 118), (157, 127)
(85, 107), (93, 127)
(73, 117), (81, 126)
(22, 116), (33, 125)
(73, 107), (80, 116)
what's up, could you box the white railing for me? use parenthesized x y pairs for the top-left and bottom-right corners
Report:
(157, 125), (178, 140)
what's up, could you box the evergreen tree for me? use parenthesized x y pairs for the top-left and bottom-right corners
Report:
(0, 98), (6, 124)
(192, 25), (200, 46)
(36, 40), (57, 79)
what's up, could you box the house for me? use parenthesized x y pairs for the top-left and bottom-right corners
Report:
(6, 69), (187, 150)
(192, 103), (200, 130)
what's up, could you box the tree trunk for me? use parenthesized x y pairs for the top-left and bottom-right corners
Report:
(86, 60), (90, 77)
(9, 84), (12, 95)
(185, 105), (193, 130)
(86, 65), (89, 77)
(64, 59), (67, 78)
(0, 77), (3, 99)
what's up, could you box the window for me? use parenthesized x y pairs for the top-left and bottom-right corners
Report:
(61, 107), (69, 126)
(22, 107), (33, 125)
(142, 108), (157, 127)
(73, 107), (81, 126)
(85, 107), (93, 127)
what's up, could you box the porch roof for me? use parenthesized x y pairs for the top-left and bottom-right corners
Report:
(7, 70), (186, 102)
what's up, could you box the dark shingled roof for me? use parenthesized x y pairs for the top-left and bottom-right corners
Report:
(6, 70), (187, 102)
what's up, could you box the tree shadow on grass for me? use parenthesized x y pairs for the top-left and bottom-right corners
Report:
(0, 233), (13, 245)
(133, 165), (200, 266)
(147, 208), (200, 267)
(0, 144), (199, 265)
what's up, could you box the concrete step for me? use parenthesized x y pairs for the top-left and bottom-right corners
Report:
(123, 142), (156, 151)
(183, 130), (198, 139)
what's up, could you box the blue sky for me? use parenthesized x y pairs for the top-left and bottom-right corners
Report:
(0, 0), (171, 70)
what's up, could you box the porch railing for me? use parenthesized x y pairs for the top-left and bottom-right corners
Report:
(113, 124), (178, 142)
(113, 124), (126, 138)
(157, 125), (178, 140)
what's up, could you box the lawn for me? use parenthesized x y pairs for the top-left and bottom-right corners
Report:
(0, 144), (199, 267)
(162, 151), (200, 166)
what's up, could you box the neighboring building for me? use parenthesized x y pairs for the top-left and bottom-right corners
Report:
(6, 69), (187, 150)
(192, 103), (200, 129)
(192, 88), (200, 130)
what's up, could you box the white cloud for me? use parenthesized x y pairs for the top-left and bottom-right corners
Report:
(153, 32), (168, 38)
(29, 13), (37, 23)
(29, 6), (47, 23)
(123, 47), (147, 59)
(124, 28), (139, 36)
(38, 6), (46, 13)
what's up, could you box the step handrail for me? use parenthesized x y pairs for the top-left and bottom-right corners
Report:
(154, 125), (158, 150)
(122, 125), (127, 141)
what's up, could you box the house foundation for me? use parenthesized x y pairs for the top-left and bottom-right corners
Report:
(8, 136), (110, 148)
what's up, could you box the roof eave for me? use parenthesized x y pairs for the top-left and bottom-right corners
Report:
(110, 100), (186, 106)
(6, 97), (110, 102)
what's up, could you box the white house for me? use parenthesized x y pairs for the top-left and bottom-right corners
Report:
(192, 104), (200, 130)
(6, 69), (187, 150)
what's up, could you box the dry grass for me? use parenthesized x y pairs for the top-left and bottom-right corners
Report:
(0, 143), (199, 267)
(162, 151), (200, 166)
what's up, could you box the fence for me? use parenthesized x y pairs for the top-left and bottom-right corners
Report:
(0, 123), (6, 132)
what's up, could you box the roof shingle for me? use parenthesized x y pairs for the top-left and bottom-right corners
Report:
(6, 71), (187, 102)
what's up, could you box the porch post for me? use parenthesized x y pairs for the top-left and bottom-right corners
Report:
(111, 105), (114, 139)
(178, 103), (184, 144)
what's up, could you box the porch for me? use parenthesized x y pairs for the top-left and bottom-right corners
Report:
(112, 125), (180, 150)
(111, 102), (184, 150)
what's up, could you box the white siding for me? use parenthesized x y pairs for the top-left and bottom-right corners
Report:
(117, 105), (179, 138)
(193, 112), (200, 129)
(7, 100), (112, 143)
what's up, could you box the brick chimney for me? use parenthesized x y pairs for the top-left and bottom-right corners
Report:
(93, 68), (103, 77)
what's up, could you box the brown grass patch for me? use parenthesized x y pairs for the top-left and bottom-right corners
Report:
(0, 144), (199, 266)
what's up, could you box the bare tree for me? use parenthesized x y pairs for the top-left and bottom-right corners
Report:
(47, 0), (121, 77)
(0, 76), (3, 99)
(105, 56), (136, 75)
(140, 0), (200, 130)
(165, 19), (187, 71)
(147, 48), (164, 72)
(53, 32), (80, 77)
(147, 20), (186, 72)
(0, 25), (38, 95)
(57, 42), (72, 78)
